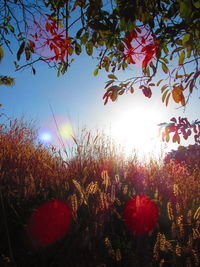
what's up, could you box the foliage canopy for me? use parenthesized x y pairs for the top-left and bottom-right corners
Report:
(0, 0), (200, 143)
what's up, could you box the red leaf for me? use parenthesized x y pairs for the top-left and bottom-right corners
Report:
(142, 87), (152, 98)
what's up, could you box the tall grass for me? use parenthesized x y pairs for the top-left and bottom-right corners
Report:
(0, 114), (199, 266)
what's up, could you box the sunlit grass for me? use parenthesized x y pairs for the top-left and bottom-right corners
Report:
(0, 114), (199, 266)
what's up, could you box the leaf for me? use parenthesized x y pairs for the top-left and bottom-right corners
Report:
(180, 1), (191, 18)
(17, 41), (25, 61)
(25, 47), (31, 60)
(7, 24), (14, 33)
(162, 89), (169, 103)
(108, 74), (118, 80)
(181, 95), (186, 106)
(182, 33), (190, 45)
(178, 50), (185, 65)
(186, 45), (192, 58)
(80, 32), (89, 45)
(76, 28), (84, 39)
(94, 68), (99, 76)
(165, 93), (170, 106)
(105, 80), (115, 89)
(85, 41), (93, 56)
(0, 47), (4, 62)
(161, 62), (168, 74)
(0, 76), (15, 86)
(54, 46), (60, 58)
(148, 83), (155, 86)
(172, 133), (179, 143)
(170, 117), (177, 123)
(160, 57), (169, 64)
(189, 79), (194, 94)
(32, 67), (36, 75)
(111, 90), (118, 102)
(107, 85), (120, 92)
(192, 0), (200, 8)
(163, 45), (169, 55)
(130, 87), (134, 94)
(75, 42), (82, 55)
(161, 84), (168, 93)
(142, 87), (152, 98)
(166, 133), (170, 142)
(157, 79), (163, 86)
(172, 87), (183, 103)
(170, 47), (184, 60)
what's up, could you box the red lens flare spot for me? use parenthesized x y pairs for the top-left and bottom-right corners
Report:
(28, 200), (72, 247)
(123, 27), (158, 68)
(123, 195), (158, 235)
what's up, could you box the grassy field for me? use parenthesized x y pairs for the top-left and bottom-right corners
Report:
(0, 115), (199, 267)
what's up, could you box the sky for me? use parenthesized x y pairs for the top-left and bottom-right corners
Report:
(1, 5), (200, 161)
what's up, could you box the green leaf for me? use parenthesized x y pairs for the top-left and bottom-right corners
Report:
(146, 67), (150, 77)
(7, 24), (14, 33)
(161, 62), (168, 74)
(76, 28), (84, 39)
(75, 42), (82, 55)
(0, 47), (4, 62)
(162, 89), (169, 103)
(108, 74), (118, 80)
(163, 45), (169, 55)
(193, 0), (200, 8)
(170, 47), (184, 60)
(182, 33), (190, 45)
(80, 32), (89, 45)
(17, 41), (25, 61)
(179, 50), (185, 65)
(180, 1), (192, 19)
(157, 79), (163, 86)
(93, 68), (99, 76)
(160, 57), (169, 64)
(186, 45), (192, 58)
(85, 41), (93, 56)
(161, 84), (168, 93)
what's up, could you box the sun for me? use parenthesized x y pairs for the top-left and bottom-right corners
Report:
(110, 107), (163, 159)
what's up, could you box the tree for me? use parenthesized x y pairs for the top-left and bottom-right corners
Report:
(0, 0), (200, 143)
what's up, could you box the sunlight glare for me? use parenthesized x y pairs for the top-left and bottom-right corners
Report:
(110, 107), (162, 159)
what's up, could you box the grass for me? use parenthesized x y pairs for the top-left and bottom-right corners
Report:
(0, 114), (199, 267)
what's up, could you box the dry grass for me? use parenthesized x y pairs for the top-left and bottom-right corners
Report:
(0, 114), (199, 267)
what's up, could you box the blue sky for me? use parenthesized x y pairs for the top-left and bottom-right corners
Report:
(1, 15), (200, 160)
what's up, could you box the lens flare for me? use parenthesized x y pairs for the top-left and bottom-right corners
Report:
(123, 195), (158, 235)
(39, 131), (52, 143)
(27, 200), (72, 247)
(38, 114), (74, 149)
(58, 122), (73, 140)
